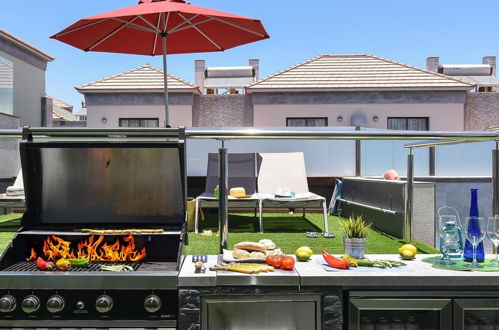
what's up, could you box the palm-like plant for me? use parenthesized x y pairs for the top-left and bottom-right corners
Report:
(342, 215), (371, 239)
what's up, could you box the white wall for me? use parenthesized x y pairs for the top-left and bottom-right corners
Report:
(0, 49), (45, 126)
(254, 103), (465, 130)
(86, 104), (192, 127)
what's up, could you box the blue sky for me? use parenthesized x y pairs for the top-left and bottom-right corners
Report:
(1, 0), (498, 110)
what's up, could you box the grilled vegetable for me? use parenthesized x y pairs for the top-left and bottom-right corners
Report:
(36, 257), (55, 271)
(322, 250), (349, 269)
(100, 264), (134, 272)
(371, 260), (406, 268)
(66, 258), (90, 267)
(210, 263), (274, 274)
(56, 258), (71, 271)
(342, 255), (359, 267)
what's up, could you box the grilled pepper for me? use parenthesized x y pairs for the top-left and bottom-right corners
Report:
(56, 258), (71, 271)
(322, 250), (349, 269)
(36, 257), (55, 271)
(66, 258), (90, 267)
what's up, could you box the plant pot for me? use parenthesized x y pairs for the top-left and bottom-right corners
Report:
(343, 237), (366, 259)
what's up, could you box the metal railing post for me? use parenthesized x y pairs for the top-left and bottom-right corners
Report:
(493, 141), (499, 217)
(218, 146), (229, 254)
(429, 146), (436, 176)
(355, 126), (361, 176)
(404, 149), (414, 243)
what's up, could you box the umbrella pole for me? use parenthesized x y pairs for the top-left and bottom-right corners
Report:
(162, 34), (169, 128)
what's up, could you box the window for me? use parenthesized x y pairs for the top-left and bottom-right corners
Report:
(286, 117), (328, 127)
(478, 86), (493, 92)
(388, 117), (428, 131)
(0, 56), (13, 115)
(119, 118), (159, 127)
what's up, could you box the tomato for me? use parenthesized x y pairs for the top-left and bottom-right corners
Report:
(280, 256), (296, 270)
(266, 255), (274, 266)
(269, 255), (282, 269)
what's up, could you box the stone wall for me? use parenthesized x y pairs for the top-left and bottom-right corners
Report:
(465, 92), (499, 130)
(193, 94), (253, 127)
(179, 286), (343, 330)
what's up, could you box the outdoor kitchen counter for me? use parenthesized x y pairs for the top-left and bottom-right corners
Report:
(297, 254), (499, 287)
(178, 255), (300, 287)
(179, 254), (499, 288)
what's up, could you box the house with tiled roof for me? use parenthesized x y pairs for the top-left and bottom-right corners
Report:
(0, 28), (54, 127)
(77, 64), (199, 127)
(246, 54), (474, 130)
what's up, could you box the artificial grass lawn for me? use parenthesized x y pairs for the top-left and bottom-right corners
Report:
(0, 214), (21, 252)
(0, 213), (439, 256)
(186, 212), (439, 255)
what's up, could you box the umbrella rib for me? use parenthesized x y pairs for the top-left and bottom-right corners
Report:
(152, 13), (162, 55)
(54, 19), (108, 38)
(177, 13), (221, 50)
(163, 12), (171, 33)
(87, 17), (140, 51)
(167, 14), (200, 34)
(111, 18), (158, 34)
(138, 15), (161, 33)
(205, 15), (266, 38)
(169, 17), (214, 34)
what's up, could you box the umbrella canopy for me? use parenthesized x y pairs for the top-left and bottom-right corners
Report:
(51, 0), (269, 126)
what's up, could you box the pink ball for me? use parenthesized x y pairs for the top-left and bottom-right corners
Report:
(383, 169), (400, 180)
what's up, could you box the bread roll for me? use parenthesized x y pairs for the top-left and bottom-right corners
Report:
(232, 248), (251, 259)
(258, 239), (276, 250)
(234, 241), (267, 252)
(249, 251), (266, 258)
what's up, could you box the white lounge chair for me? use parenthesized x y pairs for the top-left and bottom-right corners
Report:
(257, 152), (330, 234)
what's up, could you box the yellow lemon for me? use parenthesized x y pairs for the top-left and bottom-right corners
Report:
(399, 244), (417, 255)
(296, 251), (311, 262)
(400, 250), (415, 260)
(295, 246), (313, 257)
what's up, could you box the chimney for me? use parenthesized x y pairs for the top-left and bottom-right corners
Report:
(249, 58), (259, 81)
(426, 57), (440, 72)
(195, 59), (205, 93)
(483, 56), (496, 76)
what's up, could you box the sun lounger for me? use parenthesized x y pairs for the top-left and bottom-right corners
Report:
(194, 153), (259, 233)
(257, 152), (330, 234)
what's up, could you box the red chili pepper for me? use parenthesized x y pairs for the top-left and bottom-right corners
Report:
(322, 250), (350, 269)
(36, 257), (55, 271)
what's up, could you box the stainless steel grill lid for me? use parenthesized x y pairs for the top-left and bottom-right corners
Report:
(19, 140), (186, 227)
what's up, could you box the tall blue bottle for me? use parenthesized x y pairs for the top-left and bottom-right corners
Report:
(463, 188), (485, 262)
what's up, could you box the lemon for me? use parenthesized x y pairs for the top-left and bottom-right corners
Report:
(296, 251), (310, 262)
(400, 250), (415, 260)
(399, 244), (417, 255)
(295, 246), (313, 257)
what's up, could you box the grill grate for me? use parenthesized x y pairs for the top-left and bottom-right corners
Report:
(2, 261), (141, 272)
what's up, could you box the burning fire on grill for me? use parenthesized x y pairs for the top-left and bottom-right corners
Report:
(27, 234), (146, 263)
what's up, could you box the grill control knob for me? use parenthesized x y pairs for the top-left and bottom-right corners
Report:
(0, 295), (16, 313)
(21, 295), (40, 314)
(95, 295), (113, 313)
(47, 295), (65, 313)
(144, 294), (162, 313)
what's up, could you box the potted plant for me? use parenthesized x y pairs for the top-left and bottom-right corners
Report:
(342, 215), (371, 259)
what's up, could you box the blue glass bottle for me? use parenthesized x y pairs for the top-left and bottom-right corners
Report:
(463, 188), (485, 262)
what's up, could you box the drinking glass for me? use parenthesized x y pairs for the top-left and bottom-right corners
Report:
(487, 216), (499, 267)
(464, 217), (486, 268)
(437, 215), (458, 265)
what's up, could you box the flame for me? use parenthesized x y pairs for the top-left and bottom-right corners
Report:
(26, 248), (37, 261)
(39, 234), (146, 263)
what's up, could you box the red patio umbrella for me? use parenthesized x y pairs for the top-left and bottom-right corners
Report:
(51, 0), (269, 127)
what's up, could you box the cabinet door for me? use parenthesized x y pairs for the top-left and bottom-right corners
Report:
(454, 299), (499, 330)
(349, 298), (453, 330)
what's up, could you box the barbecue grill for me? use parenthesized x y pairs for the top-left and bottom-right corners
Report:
(0, 127), (187, 329)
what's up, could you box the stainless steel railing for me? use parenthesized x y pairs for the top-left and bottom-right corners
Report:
(1, 127), (498, 246)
